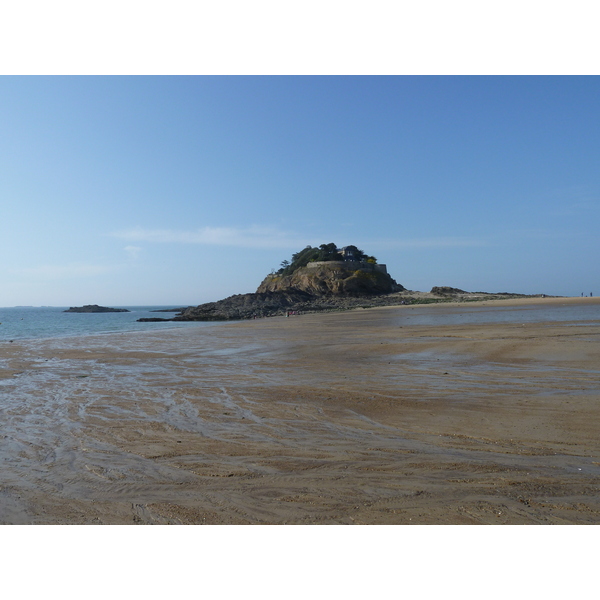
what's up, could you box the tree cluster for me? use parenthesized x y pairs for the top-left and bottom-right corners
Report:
(275, 243), (377, 276)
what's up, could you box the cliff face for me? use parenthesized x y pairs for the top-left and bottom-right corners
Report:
(257, 263), (404, 296)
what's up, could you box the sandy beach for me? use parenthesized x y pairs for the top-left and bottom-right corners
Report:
(0, 296), (599, 524)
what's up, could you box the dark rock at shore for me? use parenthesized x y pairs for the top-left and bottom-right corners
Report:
(137, 317), (174, 322)
(173, 291), (315, 321)
(168, 288), (553, 323)
(64, 304), (130, 313)
(170, 290), (419, 322)
(430, 286), (468, 295)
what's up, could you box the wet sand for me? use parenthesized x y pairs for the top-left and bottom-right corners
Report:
(1, 297), (599, 524)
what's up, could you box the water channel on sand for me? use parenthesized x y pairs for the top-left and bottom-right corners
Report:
(1, 297), (599, 524)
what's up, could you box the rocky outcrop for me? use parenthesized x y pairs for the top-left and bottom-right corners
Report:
(139, 288), (552, 323)
(430, 286), (468, 296)
(257, 263), (404, 296)
(171, 291), (315, 321)
(156, 261), (407, 322)
(136, 254), (409, 323)
(148, 290), (414, 322)
(64, 304), (130, 313)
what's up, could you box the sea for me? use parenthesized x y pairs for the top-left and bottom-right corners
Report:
(0, 306), (219, 342)
(0, 301), (599, 343)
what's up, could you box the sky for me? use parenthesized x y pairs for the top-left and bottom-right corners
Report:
(1, 75), (599, 306)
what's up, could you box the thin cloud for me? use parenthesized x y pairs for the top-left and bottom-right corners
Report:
(495, 228), (575, 242)
(372, 237), (486, 249)
(112, 228), (487, 251)
(111, 226), (315, 249)
(14, 263), (115, 280)
(124, 245), (142, 260)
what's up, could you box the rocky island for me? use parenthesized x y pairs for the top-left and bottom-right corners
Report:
(64, 304), (130, 313)
(138, 243), (550, 323)
(137, 244), (399, 322)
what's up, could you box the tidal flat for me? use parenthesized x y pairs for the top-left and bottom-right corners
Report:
(1, 297), (599, 524)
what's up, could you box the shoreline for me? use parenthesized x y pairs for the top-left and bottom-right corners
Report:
(149, 289), (582, 323)
(2, 296), (595, 346)
(0, 297), (599, 524)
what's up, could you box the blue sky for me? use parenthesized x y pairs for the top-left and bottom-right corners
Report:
(1, 76), (599, 306)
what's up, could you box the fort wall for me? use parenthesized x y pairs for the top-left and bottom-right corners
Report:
(305, 260), (387, 274)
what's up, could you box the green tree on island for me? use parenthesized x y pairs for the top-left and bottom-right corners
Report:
(275, 243), (377, 276)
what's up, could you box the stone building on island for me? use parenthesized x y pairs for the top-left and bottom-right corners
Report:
(305, 245), (388, 274)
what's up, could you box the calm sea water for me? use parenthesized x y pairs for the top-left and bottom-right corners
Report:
(0, 306), (219, 341)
